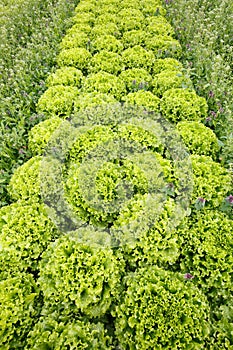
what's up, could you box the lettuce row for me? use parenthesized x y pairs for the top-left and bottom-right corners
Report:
(36, 0), (208, 125)
(1, 0), (232, 348)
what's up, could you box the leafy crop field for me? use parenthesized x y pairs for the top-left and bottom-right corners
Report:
(0, 0), (232, 349)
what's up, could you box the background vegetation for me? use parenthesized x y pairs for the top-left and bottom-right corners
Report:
(0, 0), (79, 207)
(164, 0), (233, 170)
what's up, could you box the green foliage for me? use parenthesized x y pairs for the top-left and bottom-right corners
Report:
(220, 132), (233, 167)
(37, 85), (79, 117)
(59, 30), (90, 50)
(121, 45), (155, 71)
(95, 13), (118, 26)
(72, 12), (95, 27)
(117, 9), (145, 32)
(176, 121), (220, 159)
(57, 47), (92, 71)
(139, 0), (166, 16)
(96, 3), (119, 15)
(2, 0), (232, 347)
(165, 0), (233, 166)
(91, 23), (120, 38)
(0, 201), (58, 278)
(177, 209), (233, 347)
(117, 0), (141, 10)
(88, 51), (123, 75)
(146, 15), (175, 36)
(65, 158), (149, 225)
(26, 314), (113, 350)
(153, 57), (183, 74)
(73, 92), (117, 112)
(114, 197), (181, 269)
(160, 88), (208, 122)
(178, 210), (233, 300)
(66, 124), (115, 166)
(117, 0), (166, 17)
(152, 69), (193, 96)
(91, 35), (123, 53)
(210, 298), (233, 349)
(122, 91), (160, 111)
(113, 266), (210, 349)
(82, 72), (126, 100)
(116, 122), (163, 153)
(74, 0), (98, 14)
(119, 68), (152, 92)
(28, 116), (63, 155)
(7, 156), (41, 201)
(190, 155), (232, 207)
(0, 0), (79, 207)
(122, 30), (147, 48)
(46, 67), (83, 87)
(0, 273), (40, 349)
(38, 235), (125, 317)
(66, 23), (92, 35)
(144, 35), (182, 58)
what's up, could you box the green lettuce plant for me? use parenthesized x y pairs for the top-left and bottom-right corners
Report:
(117, 9), (145, 32)
(114, 197), (182, 269)
(153, 57), (183, 74)
(121, 45), (155, 71)
(96, 3), (119, 15)
(118, 0), (141, 10)
(82, 72), (126, 99)
(38, 235), (125, 317)
(71, 12), (95, 27)
(160, 88), (208, 122)
(113, 266), (210, 349)
(0, 273), (41, 349)
(145, 34), (182, 58)
(28, 116), (63, 155)
(177, 209), (233, 346)
(190, 155), (232, 207)
(37, 85), (80, 117)
(178, 210), (233, 301)
(74, 0), (98, 14)
(176, 121), (220, 159)
(88, 51), (123, 75)
(65, 156), (150, 225)
(57, 47), (92, 72)
(73, 92), (117, 112)
(152, 69), (193, 96)
(119, 68), (152, 92)
(94, 13), (118, 26)
(7, 156), (41, 201)
(66, 23), (92, 35)
(139, 0), (166, 16)
(0, 201), (58, 278)
(26, 314), (113, 350)
(59, 30), (90, 50)
(91, 23), (120, 38)
(146, 15), (175, 36)
(46, 67), (83, 87)
(122, 30), (147, 48)
(116, 122), (164, 153)
(91, 34), (123, 53)
(122, 90), (160, 111)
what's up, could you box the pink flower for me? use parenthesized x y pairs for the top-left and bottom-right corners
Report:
(226, 195), (233, 205)
(184, 273), (194, 280)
